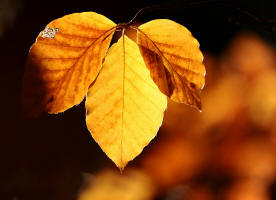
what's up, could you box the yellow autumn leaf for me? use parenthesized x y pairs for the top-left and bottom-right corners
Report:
(85, 36), (167, 169)
(22, 11), (205, 170)
(137, 19), (206, 110)
(22, 12), (116, 116)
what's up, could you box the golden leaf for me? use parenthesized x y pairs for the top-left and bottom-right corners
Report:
(22, 12), (116, 116)
(137, 19), (206, 110)
(22, 12), (206, 170)
(85, 36), (167, 170)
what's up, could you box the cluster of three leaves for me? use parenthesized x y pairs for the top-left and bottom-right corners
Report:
(22, 12), (206, 170)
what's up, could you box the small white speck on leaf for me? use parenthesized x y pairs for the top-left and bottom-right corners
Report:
(41, 27), (59, 39)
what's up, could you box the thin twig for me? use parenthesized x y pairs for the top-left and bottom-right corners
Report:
(127, 0), (276, 33)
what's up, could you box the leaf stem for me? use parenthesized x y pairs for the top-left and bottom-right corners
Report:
(127, 0), (275, 33)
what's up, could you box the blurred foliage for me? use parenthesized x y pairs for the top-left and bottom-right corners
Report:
(79, 170), (154, 200)
(76, 32), (276, 200)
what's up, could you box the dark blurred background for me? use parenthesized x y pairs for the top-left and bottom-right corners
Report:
(0, 0), (276, 199)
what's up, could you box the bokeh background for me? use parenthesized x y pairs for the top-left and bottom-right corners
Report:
(0, 0), (276, 199)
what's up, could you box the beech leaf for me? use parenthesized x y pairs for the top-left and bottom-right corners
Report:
(86, 36), (167, 169)
(22, 12), (116, 116)
(137, 19), (206, 110)
(22, 11), (205, 170)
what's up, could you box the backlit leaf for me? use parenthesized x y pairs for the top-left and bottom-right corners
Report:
(85, 35), (167, 169)
(137, 19), (205, 110)
(22, 12), (116, 116)
(22, 12), (206, 170)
